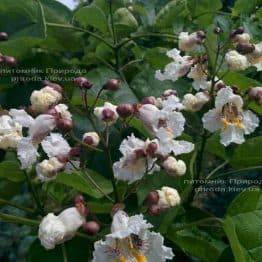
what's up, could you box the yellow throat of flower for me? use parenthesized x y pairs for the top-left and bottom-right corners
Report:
(221, 103), (244, 129)
(115, 254), (147, 262)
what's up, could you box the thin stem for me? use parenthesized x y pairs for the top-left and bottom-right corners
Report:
(0, 212), (39, 226)
(206, 160), (229, 179)
(69, 161), (114, 203)
(117, 32), (177, 48)
(120, 59), (143, 71)
(90, 87), (104, 111)
(46, 22), (114, 49)
(108, 0), (117, 45)
(0, 198), (35, 214)
(62, 244), (68, 262)
(24, 171), (44, 216)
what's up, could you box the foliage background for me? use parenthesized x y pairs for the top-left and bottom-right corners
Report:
(0, 0), (261, 261)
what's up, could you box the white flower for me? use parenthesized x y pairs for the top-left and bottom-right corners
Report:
(36, 157), (65, 181)
(92, 211), (174, 262)
(232, 33), (251, 44)
(157, 187), (181, 208)
(161, 94), (185, 112)
(94, 102), (119, 124)
(162, 156), (186, 176)
(113, 134), (159, 184)
(202, 87), (259, 146)
(39, 207), (85, 250)
(17, 137), (39, 169)
(41, 133), (71, 158)
(247, 42), (262, 71)
(155, 48), (193, 82)
(30, 86), (62, 113)
(182, 92), (210, 112)
(55, 104), (72, 120)
(225, 50), (250, 71)
(9, 109), (34, 127)
(83, 132), (100, 147)
(38, 213), (66, 250)
(29, 114), (57, 143)
(0, 115), (22, 149)
(178, 32), (203, 52)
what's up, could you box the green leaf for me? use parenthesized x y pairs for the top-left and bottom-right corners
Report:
(166, 228), (226, 262)
(230, 137), (262, 168)
(130, 67), (191, 99)
(232, 0), (258, 16)
(188, 0), (222, 26)
(55, 170), (113, 199)
(0, 161), (24, 183)
(206, 133), (227, 160)
(222, 72), (262, 91)
(0, 0), (47, 39)
(223, 188), (262, 261)
(155, 0), (189, 29)
(144, 47), (171, 69)
(74, 4), (108, 33)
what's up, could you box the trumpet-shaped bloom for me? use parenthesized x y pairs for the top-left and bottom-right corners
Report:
(92, 211), (174, 262)
(202, 87), (259, 146)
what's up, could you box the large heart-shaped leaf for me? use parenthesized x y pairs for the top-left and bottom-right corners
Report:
(0, 161), (25, 183)
(223, 188), (262, 261)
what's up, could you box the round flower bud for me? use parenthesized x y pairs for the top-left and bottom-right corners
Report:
(162, 89), (177, 98)
(235, 26), (245, 35)
(103, 79), (121, 91)
(249, 87), (262, 104)
(148, 205), (162, 216)
(83, 221), (100, 236)
(56, 154), (69, 164)
(4, 56), (17, 67)
(225, 50), (249, 71)
(232, 33), (251, 45)
(30, 86), (62, 113)
(74, 194), (85, 205)
(196, 30), (206, 41)
(157, 186), (181, 208)
(236, 43), (255, 55)
(141, 96), (157, 105)
(215, 81), (226, 91)
(74, 77), (93, 89)
(145, 191), (159, 206)
(116, 103), (134, 118)
(94, 102), (119, 124)
(83, 132), (100, 147)
(0, 32), (8, 41)
(162, 156), (186, 176)
(57, 118), (73, 132)
(214, 27), (223, 34)
(69, 145), (81, 157)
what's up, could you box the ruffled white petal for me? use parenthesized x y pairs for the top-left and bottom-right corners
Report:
(202, 109), (221, 132)
(243, 110), (259, 134)
(9, 109), (34, 127)
(220, 125), (245, 146)
(41, 133), (71, 158)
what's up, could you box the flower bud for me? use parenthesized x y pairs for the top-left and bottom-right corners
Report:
(69, 146), (81, 157)
(0, 32), (8, 41)
(225, 50), (249, 71)
(57, 118), (73, 132)
(235, 26), (245, 35)
(116, 103), (134, 118)
(196, 30), (206, 41)
(215, 81), (226, 91)
(56, 154), (69, 164)
(74, 194), (85, 205)
(157, 187), (181, 208)
(249, 87), (262, 104)
(162, 89), (177, 98)
(94, 102), (119, 124)
(145, 191), (159, 206)
(74, 77), (93, 89)
(147, 205), (161, 216)
(4, 56), (17, 67)
(83, 221), (100, 236)
(162, 156), (186, 176)
(83, 132), (100, 147)
(141, 96), (157, 105)
(103, 79), (121, 91)
(236, 43), (255, 55)
(102, 108), (116, 122)
(214, 27), (223, 34)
